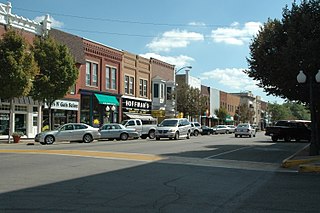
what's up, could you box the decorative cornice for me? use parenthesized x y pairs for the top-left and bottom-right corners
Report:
(83, 40), (122, 62)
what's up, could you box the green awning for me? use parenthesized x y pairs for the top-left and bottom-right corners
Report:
(94, 94), (119, 106)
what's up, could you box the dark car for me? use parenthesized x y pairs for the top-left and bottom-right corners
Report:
(201, 125), (214, 135)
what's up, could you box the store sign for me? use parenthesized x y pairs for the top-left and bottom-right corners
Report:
(45, 100), (79, 111)
(122, 97), (151, 112)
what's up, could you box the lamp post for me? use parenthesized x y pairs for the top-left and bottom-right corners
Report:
(174, 66), (192, 117)
(297, 70), (320, 155)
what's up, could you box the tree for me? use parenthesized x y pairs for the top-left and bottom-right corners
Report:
(0, 30), (39, 142)
(245, 0), (320, 155)
(32, 36), (78, 130)
(237, 104), (255, 123)
(214, 107), (228, 124)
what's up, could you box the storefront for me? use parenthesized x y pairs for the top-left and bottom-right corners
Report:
(80, 90), (120, 127)
(43, 99), (79, 129)
(121, 96), (155, 124)
(0, 97), (41, 138)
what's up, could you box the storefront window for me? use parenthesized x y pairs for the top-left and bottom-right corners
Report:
(0, 113), (9, 135)
(80, 95), (91, 124)
(15, 114), (26, 135)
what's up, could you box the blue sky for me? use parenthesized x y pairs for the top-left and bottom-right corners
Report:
(8, 0), (295, 103)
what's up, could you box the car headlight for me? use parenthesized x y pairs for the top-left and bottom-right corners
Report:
(168, 129), (175, 132)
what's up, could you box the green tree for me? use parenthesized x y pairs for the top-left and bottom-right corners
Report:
(268, 103), (292, 122)
(245, 0), (320, 154)
(32, 36), (78, 130)
(176, 83), (206, 121)
(214, 107), (228, 124)
(0, 30), (39, 142)
(283, 101), (310, 120)
(238, 104), (255, 123)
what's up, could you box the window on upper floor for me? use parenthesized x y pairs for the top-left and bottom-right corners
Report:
(105, 66), (117, 90)
(160, 83), (164, 99)
(166, 87), (172, 100)
(86, 61), (98, 87)
(124, 75), (134, 95)
(153, 83), (159, 98)
(139, 79), (148, 97)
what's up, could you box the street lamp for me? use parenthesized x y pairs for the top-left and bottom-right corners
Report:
(174, 66), (192, 117)
(297, 70), (320, 155)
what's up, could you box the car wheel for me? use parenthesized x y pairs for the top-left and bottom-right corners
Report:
(271, 136), (278, 142)
(83, 134), (93, 143)
(240, 135), (242, 138)
(226, 130), (229, 134)
(194, 130), (199, 137)
(235, 134), (238, 138)
(45, 135), (55, 145)
(187, 131), (191, 139)
(148, 130), (155, 139)
(40, 142), (46, 145)
(284, 136), (291, 142)
(249, 134), (252, 138)
(120, 133), (128, 141)
(174, 132), (179, 140)
(140, 135), (147, 139)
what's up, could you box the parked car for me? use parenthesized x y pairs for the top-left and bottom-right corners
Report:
(35, 123), (101, 145)
(121, 118), (157, 139)
(155, 118), (191, 140)
(191, 122), (202, 136)
(99, 123), (140, 141)
(265, 120), (311, 142)
(212, 125), (231, 134)
(234, 123), (256, 138)
(227, 125), (236, 133)
(201, 125), (214, 135)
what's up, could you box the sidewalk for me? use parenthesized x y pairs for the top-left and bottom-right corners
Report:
(0, 138), (36, 145)
(282, 144), (320, 173)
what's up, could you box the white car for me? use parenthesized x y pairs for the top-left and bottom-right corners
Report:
(212, 125), (231, 134)
(155, 118), (191, 140)
(234, 123), (256, 138)
(35, 123), (101, 145)
(191, 122), (202, 136)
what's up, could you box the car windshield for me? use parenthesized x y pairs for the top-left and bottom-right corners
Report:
(237, 124), (248, 128)
(159, 120), (178, 127)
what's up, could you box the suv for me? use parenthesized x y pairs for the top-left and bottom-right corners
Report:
(191, 122), (202, 136)
(155, 118), (191, 140)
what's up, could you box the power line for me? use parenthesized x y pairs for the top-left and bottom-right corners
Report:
(15, 7), (226, 28)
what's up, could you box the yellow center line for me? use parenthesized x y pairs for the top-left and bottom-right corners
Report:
(0, 149), (164, 162)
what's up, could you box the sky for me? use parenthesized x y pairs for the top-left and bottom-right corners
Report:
(7, 0), (296, 103)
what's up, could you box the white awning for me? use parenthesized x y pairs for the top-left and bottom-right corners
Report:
(125, 113), (156, 121)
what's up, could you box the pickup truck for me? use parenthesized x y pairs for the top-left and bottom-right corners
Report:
(265, 120), (311, 142)
(121, 119), (157, 139)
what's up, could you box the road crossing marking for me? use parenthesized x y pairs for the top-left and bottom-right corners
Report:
(0, 149), (164, 162)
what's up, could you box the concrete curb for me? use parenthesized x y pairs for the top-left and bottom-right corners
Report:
(281, 144), (320, 173)
(299, 163), (320, 173)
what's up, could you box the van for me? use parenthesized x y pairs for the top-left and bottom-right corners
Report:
(155, 118), (191, 140)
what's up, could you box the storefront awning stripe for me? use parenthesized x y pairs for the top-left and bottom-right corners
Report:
(94, 94), (119, 106)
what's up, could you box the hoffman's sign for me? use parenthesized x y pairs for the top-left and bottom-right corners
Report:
(45, 100), (79, 111)
(122, 98), (151, 111)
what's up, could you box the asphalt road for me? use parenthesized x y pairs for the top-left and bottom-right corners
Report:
(0, 132), (319, 213)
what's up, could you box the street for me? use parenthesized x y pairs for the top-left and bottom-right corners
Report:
(0, 132), (319, 213)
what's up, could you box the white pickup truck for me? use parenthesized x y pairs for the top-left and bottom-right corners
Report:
(121, 119), (157, 139)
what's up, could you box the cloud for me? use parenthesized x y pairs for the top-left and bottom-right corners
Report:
(211, 22), (262, 45)
(34, 15), (64, 28)
(146, 29), (204, 52)
(188, 22), (206, 27)
(200, 68), (260, 91)
(139, 52), (194, 68)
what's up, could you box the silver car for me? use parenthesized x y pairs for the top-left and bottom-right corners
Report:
(99, 123), (140, 141)
(235, 123), (256, 138)
(35, 123), (101, 145)
(212, 125), (231, 134)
